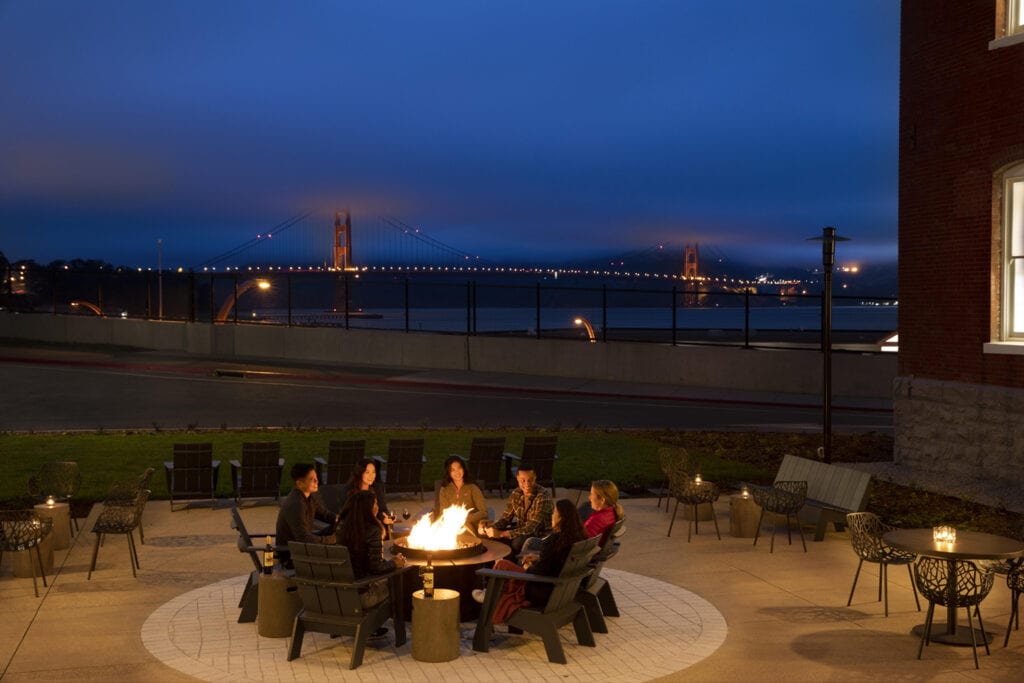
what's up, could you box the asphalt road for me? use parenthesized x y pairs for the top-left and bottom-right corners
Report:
(0, 353), (892, 434)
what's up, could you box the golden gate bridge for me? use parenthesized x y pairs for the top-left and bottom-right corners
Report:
(188, 210), (754, 286)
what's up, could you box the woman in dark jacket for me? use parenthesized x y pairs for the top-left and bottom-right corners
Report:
(337, 458), (394, 526)
(475, 498), (588, 622)
(336, 490), (406, 579)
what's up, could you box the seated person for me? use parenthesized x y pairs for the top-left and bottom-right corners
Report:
(473, 499), (588, 623)
(583, 479), (624, 545)
(433, 455), (488, 532)
(275, 462), (339, 568)
(522, 478), (625, 557)
(483, 463), (553, 554)
(336, 491), (408, 611)
(336, 458), (395, 526)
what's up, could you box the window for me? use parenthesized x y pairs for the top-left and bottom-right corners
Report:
(1013, 1), (1024, 35)
(1003, 163), (1024, 340)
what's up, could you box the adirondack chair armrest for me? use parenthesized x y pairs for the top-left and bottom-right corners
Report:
(313, 457), (328, 467)
(163, 461), (174, 471)
(502, 452), (521, 462)
(241, 543), (284, 554)
(292, 564), (411, 591)
(230, 460), (242, 477)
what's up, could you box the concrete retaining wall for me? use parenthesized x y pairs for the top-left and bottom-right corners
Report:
(0, 313), (897, 399)
(894, 376), (1024, 488)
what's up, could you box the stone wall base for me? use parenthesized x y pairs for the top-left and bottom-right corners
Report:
(894, 376), (1024, 494)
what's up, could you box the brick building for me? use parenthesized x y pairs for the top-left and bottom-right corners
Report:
(897, 0), (1024, 488)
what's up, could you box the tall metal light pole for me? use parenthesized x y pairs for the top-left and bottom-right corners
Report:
(157, 238), (164, 320)
(807, 226), (849, 464)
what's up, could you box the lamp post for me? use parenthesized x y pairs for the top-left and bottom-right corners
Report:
(216, 279), (270, 322)
(806, 226), (849, 464)
(573, 317), (597, 343)
(157, 238), (163, 320)
(70, 300), (103, 316)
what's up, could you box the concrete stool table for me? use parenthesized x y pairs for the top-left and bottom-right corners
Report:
(34, 502), (71, 550)
(729, 494), (761, 538)
(412, 588), (460, 662)
(257, 571), (302, 638)
(12, 533), (54, 578)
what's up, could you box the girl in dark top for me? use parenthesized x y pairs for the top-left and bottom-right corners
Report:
(336, 490), (407, 578)
(337, 458), (395, 526)
(475, 498), (588, 622)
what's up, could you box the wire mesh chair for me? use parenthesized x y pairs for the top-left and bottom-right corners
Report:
(667, 478), (721, 541)
(1004, 561), (1024, 647)
(104, 468), (155, 544)
(27, 461), (82, 535)
(845, 512), (921, 616)
(914, 557), (994, 669)
(653, 447), (690, 511)
(0, 510), (53, 597)
(88, 483), (150, 579)
(751, 480), (808, 553)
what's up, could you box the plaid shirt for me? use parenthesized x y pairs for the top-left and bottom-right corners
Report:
(493, 484), (553, 540)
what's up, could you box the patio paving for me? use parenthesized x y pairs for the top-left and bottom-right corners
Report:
(3, 493), (1024, 681)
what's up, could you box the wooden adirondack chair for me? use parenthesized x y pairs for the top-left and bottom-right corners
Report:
(314, 440), (384, 486)
(163, 443), (220, 511)
(504, 435), (559, 496)
(473, 536), (600, 664)
(577, 518), (626, 633)
(230, 442), (284, 504)
(229, 506), (279, 623)
(460, 436), (507, 496)
(287, 542), (409, 669)
(380, 438), (426, 500)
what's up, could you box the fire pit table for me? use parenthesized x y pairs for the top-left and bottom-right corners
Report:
(391, 538), (511, 622)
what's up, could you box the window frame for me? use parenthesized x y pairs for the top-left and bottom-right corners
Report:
(1002, 164), (1024, 342)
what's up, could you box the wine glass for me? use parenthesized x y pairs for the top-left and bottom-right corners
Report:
(402, 508), (411, 521)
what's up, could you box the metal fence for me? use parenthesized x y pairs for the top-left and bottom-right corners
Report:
(1, 266), (898, 351)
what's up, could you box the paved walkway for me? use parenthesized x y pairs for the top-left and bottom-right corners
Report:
(3, 493), (1022, 681)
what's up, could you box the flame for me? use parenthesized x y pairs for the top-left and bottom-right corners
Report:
(406, 504), (471, 550)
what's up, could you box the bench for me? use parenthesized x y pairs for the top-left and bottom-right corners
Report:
(773, 454), (872, 542)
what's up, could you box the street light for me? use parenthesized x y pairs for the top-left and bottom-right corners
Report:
(573, 316), (596, 343)
(806, 226), (850, 464)
(216, 279), (270, 322)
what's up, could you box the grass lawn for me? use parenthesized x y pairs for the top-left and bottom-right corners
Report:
(3, 428), (1021, 540)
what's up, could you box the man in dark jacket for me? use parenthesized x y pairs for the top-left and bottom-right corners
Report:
(275, 462), (338, 567)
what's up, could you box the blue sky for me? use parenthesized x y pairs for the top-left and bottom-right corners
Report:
(0, 1), (900, 268)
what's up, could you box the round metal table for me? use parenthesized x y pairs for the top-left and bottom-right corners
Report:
(884, 528), (1024, 646)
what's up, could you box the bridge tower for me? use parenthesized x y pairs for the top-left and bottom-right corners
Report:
(333, 210), (352, 270)
(683, 244), (699, 279)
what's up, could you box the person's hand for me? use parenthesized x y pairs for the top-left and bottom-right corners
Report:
(394, 553), (407, 568)
(485, 526), (495, 538)
(522, 553), (539, 565)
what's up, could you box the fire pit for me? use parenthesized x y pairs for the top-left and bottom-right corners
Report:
(390, 504), (487, 560)
(391, 535), (485, 560)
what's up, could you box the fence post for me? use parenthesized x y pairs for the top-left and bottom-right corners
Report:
(602, 284), (607, 343)
(535, 282), (541, 339)
(671, 286), (677, 347)
(744, 288), (751, 349)
(287, 273), (293, 327)
(188, 270), (196, 322)
(404, 278), (410, 333)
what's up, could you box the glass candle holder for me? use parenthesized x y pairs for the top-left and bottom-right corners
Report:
(740, 485), (750, 500)
(932, 525), (957, 544)
(45, 496), (56, 506)
(694, 473), (702, 485)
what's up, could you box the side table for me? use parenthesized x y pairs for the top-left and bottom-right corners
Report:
(34, 502), (71, 550)
(729, 495), (761, 538)
(13, 533), (54, 578)
(411, 588), (460, 662)
(257, 571), (302, 638)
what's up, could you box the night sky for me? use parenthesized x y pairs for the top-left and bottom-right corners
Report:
(0, 1), (900, 269)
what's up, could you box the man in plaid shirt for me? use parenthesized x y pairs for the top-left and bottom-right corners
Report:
(485, 464), (553, 553)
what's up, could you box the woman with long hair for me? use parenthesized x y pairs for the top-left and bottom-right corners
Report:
(338, 458), (394, 525)
(433, 455), (488, 532)
(474, 498), (588, 623)
(336, 490), (407, 619)
(584, 479), (625, 545)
